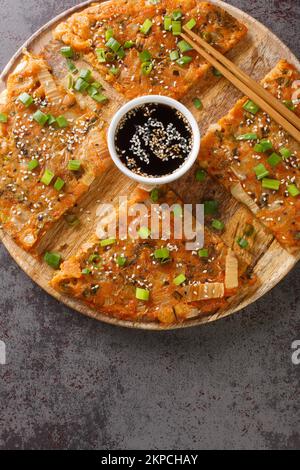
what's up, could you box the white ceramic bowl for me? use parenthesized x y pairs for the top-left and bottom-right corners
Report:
(107, 95), (201, 185)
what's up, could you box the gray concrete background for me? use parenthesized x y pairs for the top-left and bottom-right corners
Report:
(0, 0), (299, 450)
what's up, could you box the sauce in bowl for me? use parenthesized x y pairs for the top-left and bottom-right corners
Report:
(114, 103), (193, 178)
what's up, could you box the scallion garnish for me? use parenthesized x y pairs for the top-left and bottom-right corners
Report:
(176, 56), (192, 66)
(172, 10), (182, 20)
(41, 169), (55, 186)
(139, 50), (152, 62)
(18, 92), (33, 107)
(56, 115), (69, 128)
(243, 100), (260, 115)
(150, 188), (159, 202)
(173, 273), (186, 286)
(47, 114), (57, 126)
(82, 268), (92, 275)
(87, 86), (99, 97)
(136, 288), (150, 301)
(92, 93), (108, 103)
(74, 78), (90, 92)
(33, 110), (49, 126)
(178, 40), (193, 53)
(117, 47), (125, 59)
(254, 163), (269, 180)
(198, 248), (208, 258)
(140, 18), (153, 35)
(172, 20), (182, 36)
(164, 16), (172, 31)
(211, 219), (224, 231)
(66, 59), (77, 73)
(204, 200), (218, 215)
(267, 152), (281, 167)
(44, 252), (62, 270)
(237, 237), (249, 249)
(287, 184), (300, 197)
(254, 139), (273, 153)
(109, 66), (120, 76)
(27, 159), (39, 171)
(193, 98), (203, 110)
(96, 48), (106, 63)
(169, 50), (179, 61)
(262, 178), (280, 191)
(154, 248), (170, 260)
(60, 46), (74, 58)
(106, 37), (121, 53)
(138, 226), (151, 239)
(0, 113), (8, 123)
(54, 177), (65, 192)
(195, 169), (206, 181)
(100, 238), (116, 247)
(116, 256), (126, 267)
(141, 62), (153, 75)
(236, 133), (258, 141)
(283, 100), (295, 111)
(279, 147), (292, 159)
(91, 81), (102, 90)
(105, 28), (114, 42)
(124, 40), (135, 49)
(79, 69), (92, 82)
(68, 160), (81, 171)
(185, 18), (196, 30)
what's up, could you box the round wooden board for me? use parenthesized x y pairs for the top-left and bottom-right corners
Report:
(0, 0), (299, 330)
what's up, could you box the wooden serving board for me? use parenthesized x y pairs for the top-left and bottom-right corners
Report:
(0, 0), (299, 330)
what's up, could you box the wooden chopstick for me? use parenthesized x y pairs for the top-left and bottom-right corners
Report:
(181, 27), (300, 143)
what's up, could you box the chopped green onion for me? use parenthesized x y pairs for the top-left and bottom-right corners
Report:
(178, 40), (193, 53)
(287, 184), (300, 197)
(100, 238), (116, 247)
(139, 50), (152, 62)
(66, 59), (77, 73)
(136, 288), (150, 301)
(254, 163), (269, 180)
(169, 50), (179, 61)
(236, 133), (258, 141)
(105, 28), (114, 41)
(33, 110), (48, 126)
(92, 93), (108, 103)
(117, 47), (125, 59)
(195, 169), (206, 181)
(213, 68), (222, 77)
(27, 159), (39, 171)
(267, 152), (282, 167)
(44, 252), (62, 270)
(91, 81), (102, 90)
(141, 62), (153, 75)
(211, 219), (225, 231)
(204, 200), (218, 215)
(254, 139), (273, 153)
(279, 147), (292, 159)
(47, 114), (56, 126)
(138, 226), (151, 239)
(116, 256), (126, 267)
(173, 273), (186, 286)
(185, 18), (196, 30)
(150, 188), (159, 202)
(0, 113), (8, 123)
(198, 248), (208, 258)
(68, 160), (81, 171)
(105, 52), (115, 62)
(262, 178), (280, 191)
(96, 48), (106, 63)
(60, 46), (74, 58)
(109, 66), (120, 76)
(88, 254), (100, 263)
(41, 169), (55, 186)
(283, 100), (295, 111)
(172, 10), (182, 20)
(244, 223), (255, 237)
(124, 40), (135, 49)
(172, 20), (182, 36)
(82, 268), (92, 275)
(67, 75), (74, 89)
(56, 115), (69, 128)
(154, 248), (170, 260)
(54, 177), (65, 192)
(140, 19), (153, 35)
(193, 97), (203, 110)
(87, 86), (99, 97)
(243, 100), (260, 115)
(106, 37), (121, 52)
(18, 92), (33, 107)
(176, 56), (192, 66)
(74, 77), (90, 92)
(79, 69), (92, 82)
(173, 204), (182, 218)
(164, 16), (172, 31)
(237, 237), (249, 249)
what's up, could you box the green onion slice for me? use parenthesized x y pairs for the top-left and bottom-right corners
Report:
(18, 92), (33, 107)
(74, 78), (90, 92)
(254, 163), (269, 180)
(204, 200), (218, 215)
(211, 219), (225, 231)
(54, 177), (65, 192)
(61, 46), (74, 58)
(28, 159), (39, 171)
(154, 248), (170, 260)
(141, 62), (153, 75)
(66, 59), (77, 73)
(79, 69), (92, 82)
(164, 16), (172, 31)
(172, 20), (182, 35)
(100, 238), (116, 247)
(0, 113), (8, 123)
(68, 160), (81, 171)
(140, 19), (153, 35)
(44, 252), (62, 270)
(92, 93), (108, 103)
(287, 184), (300, 197)
(185, 18), (196, 30)
(56, 115), (69, 128)
(138, 226), (151, 239)
(279, 147), (292, 159)
(198, 248), (208, 258)
(33, 110), (49, 126)
(150, 188), (159, 202)
(254, 139), (273, 153)
(139, 50), (152, 62)
(262, 178), (280, 191)
(176, 56), (192, 66)
(193, 98), (203, 110)
(172, 10), (182, 20)
(136, 288), (150, 301)
(195, 169), (206, 181)
(124, 40), (135, 49)
(178, 40), (193, 53)
(96, 48), (107, 63)
(173, 273), (186, 286)
(41, 169), (55, 186)
(105, 28), (114, 42)
(106, 37), (121, 52)
(109, 66), (120, 76)
(267, 152), (282, 167)
(236, 133), (258, 141)
(243, 100), (260, 115)
(237, 237), (249, 249)
(116, 256), (126, 267)
(169, 50), (179, 61)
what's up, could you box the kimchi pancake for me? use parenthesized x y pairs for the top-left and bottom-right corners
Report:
(53, 0), (247, 100)
(0, 53), (110, 252)
(51, 187), (249, 324)
(199, 60), (300, 254)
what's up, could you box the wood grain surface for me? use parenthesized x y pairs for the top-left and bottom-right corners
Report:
(0, 0), (299, 330)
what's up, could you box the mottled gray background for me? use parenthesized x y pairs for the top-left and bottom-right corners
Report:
(0, 0), (299, 451)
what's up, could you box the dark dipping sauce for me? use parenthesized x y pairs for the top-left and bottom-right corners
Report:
(115, 103), (193, 178)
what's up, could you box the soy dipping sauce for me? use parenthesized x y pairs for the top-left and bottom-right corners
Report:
(115, 103), (193, 177)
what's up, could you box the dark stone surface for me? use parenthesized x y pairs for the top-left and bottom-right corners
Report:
(0, 0), (299, 450)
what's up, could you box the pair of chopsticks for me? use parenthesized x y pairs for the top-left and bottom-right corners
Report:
(181, 26), (300, 142)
